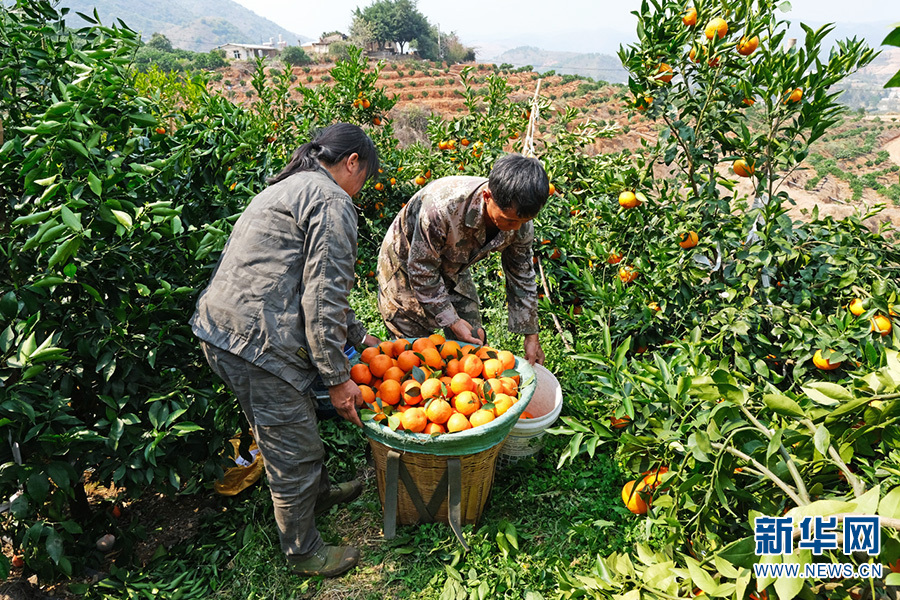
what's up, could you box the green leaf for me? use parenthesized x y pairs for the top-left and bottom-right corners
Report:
(87, 171), (103, 197)
(763, 393), (804, 417)
(0, 291), (19, 319)
(886, 573), (900, 586)
(110, 209), (133, 229)
(60, 206), (82, 232)
(802, 382), (852, 406)
(813, 425), (830, 456)
(685, 556), (717, 594)
(27, 472), (50, 503)
(65, 138), (90, 159)
(46, 530), (64, 564)
(879, 486), (900, 519)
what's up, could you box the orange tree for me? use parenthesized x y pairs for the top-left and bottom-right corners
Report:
(546, 0), (900, 598)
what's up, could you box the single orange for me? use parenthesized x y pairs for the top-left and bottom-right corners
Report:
(622, 479), (650, 514)
(499, 377), (518, 396)
(382, 366), (405, 382)
(519, 411), (534, 419)
(428, 333), (446, 346)
(459, 344), (477, 356)
(848, 298), (865, 316)
(469, 409), (495, 428)
(683, 7), (697, 26)
(444, 358), (461, 377)
(425, 398), (453, 424)
(737, 35), (759, 56)
(453, 390), (480, 416)
(379, 379), (402, 405)
(812, 349), (841, 371)
(475, 345), (497, 360)
(655, 63), (673, 83)
(396, 350), (421, 372)
(446, 412), (472, 432)
(350, 363), (372, 385)
(493, 394), (514, 416)
(424, 422), (446, 435)
(412, 337), (437, 353)
(607, 252), (623, 265)
(871, 315), (892, 336)
(420, 347), (443, 370)
(368, 354), (393, 379)
(439, 340), (462, 360)
(482, 358), (504, 379)
(733, 159), (755, 177)
(440, 376), (453, 392)
(610, 415), (632, 429)
(360, 385), (376, 405)
(619, 265), (638, 284)
(379, 340), (396, 358)
(402, 379), (423, 405)
(496, 350), (516, 372)
(679, 231), (699, 249)
(785, 87), (803, 104)
(460, 354), (484, 378)
(704, 17), (728, 40)
(450, 372), (475, 395)
(618, 191), (639, 208)
(481, 378), (503, 398)
(392, 338), (412, 356)
(400, 407), (428, 433)
(420, 378), (445, 401)
(360, 346), (381, 364)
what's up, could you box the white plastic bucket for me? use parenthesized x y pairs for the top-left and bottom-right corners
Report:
(498, 363), (563, 462)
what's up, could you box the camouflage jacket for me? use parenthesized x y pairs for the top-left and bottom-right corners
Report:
(191, 167), (367, 391)
(377, 176), (539, 335)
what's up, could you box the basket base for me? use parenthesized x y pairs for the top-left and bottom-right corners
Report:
(369, 439), (502, 549)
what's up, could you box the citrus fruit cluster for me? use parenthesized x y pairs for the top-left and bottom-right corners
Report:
(622, 467), (668, 515)
(814, 298), (896, 370)
(352, 335), (529, 435)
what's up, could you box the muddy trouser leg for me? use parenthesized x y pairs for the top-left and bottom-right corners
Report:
(201, 342), (330, 558)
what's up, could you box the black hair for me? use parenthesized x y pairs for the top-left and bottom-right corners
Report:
(268, 122), (380, 185)
(488, 154), (549, 218)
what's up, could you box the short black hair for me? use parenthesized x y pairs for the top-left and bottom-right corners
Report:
(488, 154), (550, 218)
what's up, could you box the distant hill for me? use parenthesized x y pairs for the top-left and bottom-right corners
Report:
(57, 0), (310, 52)
(494, 46), (628, 84)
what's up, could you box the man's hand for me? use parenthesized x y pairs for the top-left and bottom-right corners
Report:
(524, 333), (545, 365)
(328, 379), (363, 427)
(362, 334), (381, 347)
(450, 318), (485, 345)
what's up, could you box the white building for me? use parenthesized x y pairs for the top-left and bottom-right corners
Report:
(216, 36), (288, 60)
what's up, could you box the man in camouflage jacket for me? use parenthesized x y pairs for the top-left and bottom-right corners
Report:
(377, 153), (548, 364)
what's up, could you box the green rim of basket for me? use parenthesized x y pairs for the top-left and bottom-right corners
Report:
(359, 347), (537, 456)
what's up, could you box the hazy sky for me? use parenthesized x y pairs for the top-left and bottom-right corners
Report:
(229, 0), (895, 57)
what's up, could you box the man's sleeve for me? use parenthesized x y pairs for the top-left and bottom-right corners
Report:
(501, 226), (540, 335)
(406, 206), (459, 328)
(300, 196), (356, 386)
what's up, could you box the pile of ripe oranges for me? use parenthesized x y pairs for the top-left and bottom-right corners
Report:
(350, 335), (530, 435)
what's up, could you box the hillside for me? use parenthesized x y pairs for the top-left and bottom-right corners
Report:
(55, 0), (309, 51)
(209, 57), (900, 231)
(492, 46), (629, 84)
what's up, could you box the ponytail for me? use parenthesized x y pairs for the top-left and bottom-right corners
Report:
(268, 123), (379, 185)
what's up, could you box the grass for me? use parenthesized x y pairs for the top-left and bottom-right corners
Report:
(76, 281), (641, 599)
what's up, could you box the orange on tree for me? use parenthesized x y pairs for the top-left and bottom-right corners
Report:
(400, 407), (428, 433)
(743, 97), (756, 106)
(415, 176), (426, 186)
(446, 412), (472, 432)
(454, 390), (480, 416)
(682, 6), (697, 26)
(607, 252), (623, 264)
(655, 63), (674, 82)
(618, 191), (640, 208)
(784, 87), (803, 104)
(871, 314), (892, 336)
(611, 415), (632, 429)
(648, 301), (661, 312)
(374, 182), (384, 191)
(704, 17), (728, 40)
(548, 182), (556, 195)
(469, 409), (495, 428)
(619, 265), (639, 284)
(622, 479), (650, 514)
(733, 159), (755, 177)
(636, 96), (653, 111)
(737, 35), (759, 56)
(679, 231), (699, 249)
(813, 349), (842, 371)
(849, 298), (865, 316)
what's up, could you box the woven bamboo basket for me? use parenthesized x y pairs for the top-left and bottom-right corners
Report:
(368, 438), (503, 525)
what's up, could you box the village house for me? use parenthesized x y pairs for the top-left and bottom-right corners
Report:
(215, 36), (287, 61)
